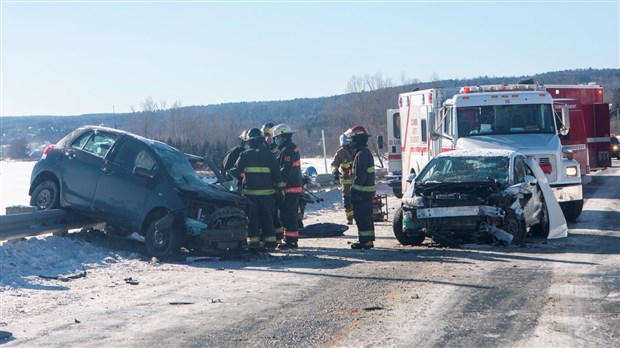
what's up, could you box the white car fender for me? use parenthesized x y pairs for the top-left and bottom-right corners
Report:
(526, 157), (568, 239)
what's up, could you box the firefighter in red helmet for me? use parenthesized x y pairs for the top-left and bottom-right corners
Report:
(346, 125), (376, 249)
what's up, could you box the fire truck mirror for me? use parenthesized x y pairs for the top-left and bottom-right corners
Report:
(561, 105), (571, 132)
(377, 135), (384, 149)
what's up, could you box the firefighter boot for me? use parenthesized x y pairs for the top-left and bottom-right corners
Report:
(350, 240), (374, 249)
(277, 242), (298, 250)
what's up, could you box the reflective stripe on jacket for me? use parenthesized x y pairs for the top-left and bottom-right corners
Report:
(230, 147), (284, 196)
(351, 146), (375, 193)
(331, 146), (355, 182)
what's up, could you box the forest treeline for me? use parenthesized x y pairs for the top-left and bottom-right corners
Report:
(3, 68), (620, 161)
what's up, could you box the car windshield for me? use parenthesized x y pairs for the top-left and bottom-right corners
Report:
(153, 145), (203, 185)
(416, 156), (510, 184)
(457, 104), (555, 138)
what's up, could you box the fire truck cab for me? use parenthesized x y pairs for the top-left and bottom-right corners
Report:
(398, 84), (584, 221)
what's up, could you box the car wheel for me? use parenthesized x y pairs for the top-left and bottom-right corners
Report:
(531, 198), (550, 238)
(144, 213), (182, 258)
(30, 180), (60, 210)
(560, 200), (583, 222)
(502, 210), (526, 244)
(392, 207), (425, 246)
(392, 186), (402, 199)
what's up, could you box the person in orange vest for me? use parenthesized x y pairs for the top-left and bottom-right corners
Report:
(331, 133), (355, 225)
(271, 123), (303, 249)
(230, 128), (285, 251)
(347, 125), (376, 249)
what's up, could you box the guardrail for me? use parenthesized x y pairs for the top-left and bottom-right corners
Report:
(0, 209), (102, 242)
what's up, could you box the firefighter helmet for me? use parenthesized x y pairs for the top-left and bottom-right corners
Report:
(261, 122), (275, 136)
(247, 128), (263, 140)
(239, 129), (250, 141)
(347, 125), (371, 137)
(272, 123), (294, 137)
(339, 133), (351, 146)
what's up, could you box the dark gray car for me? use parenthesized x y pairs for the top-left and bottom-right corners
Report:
(29, 126), (248, 257)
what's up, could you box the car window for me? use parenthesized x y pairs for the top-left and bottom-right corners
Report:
(135, 150), (156, 172)
(514, 157), (526, 183)
(82, 132), (118, 158)
(111, 139), (157, 173)
(71, 131), (94, 150)
(417, 156), (509, 183)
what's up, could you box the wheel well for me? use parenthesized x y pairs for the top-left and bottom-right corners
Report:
(140, 207), (170, 236)
(29, 172), (59, 195)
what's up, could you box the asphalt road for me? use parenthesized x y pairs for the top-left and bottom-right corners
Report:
(1, 162), (619, 347)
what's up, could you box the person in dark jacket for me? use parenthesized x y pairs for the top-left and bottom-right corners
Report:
(331, 133), (355, 225)
(271, 123), (303, 249)
(230, 128), (285, 251)
(347, 125), (376, 249)
(261, 122), (284, 240)
(261, 122), (279, 155)
(222, 129), (249, 173)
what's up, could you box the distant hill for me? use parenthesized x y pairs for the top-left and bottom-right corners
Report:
(2, 68), (619, 159)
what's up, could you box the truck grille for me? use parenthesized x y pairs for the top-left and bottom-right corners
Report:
(534, 155), (557, 183)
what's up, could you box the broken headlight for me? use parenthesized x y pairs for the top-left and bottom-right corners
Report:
(411, 196), (425, 208)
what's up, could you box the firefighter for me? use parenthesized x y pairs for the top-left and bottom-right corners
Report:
(331, 133), (355, 225)
(347, 125), (376, 249)
(261, 122), (284, 241)
(261, 122), (279, 155)
(222, 129), (249, 173)
(271, 123), (303, 249)
(230, 128), (285, 251)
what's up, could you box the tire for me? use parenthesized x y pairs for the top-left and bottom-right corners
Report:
(501, 210), (526, 244)
(392, 186), (402, 199)
(392, 207), (425, 246)
(30, 179), (60, 210)
(531, 198), (550, 238)
(560, 200), (583, 222)
(144, 213), (182, 258)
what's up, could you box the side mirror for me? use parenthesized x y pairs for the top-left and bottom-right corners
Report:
(406, 173), (416, 183)
(560, 105), (570, 135)
(377, 135), (384, 149)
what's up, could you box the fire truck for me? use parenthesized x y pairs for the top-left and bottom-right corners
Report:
(398, 84), (584, 221)
(545, 84), (611, 175)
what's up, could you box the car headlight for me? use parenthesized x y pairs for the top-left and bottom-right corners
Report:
(613, 145), (619, 151)
(565, 166), (578, 177)
(411, 196), (425, 208)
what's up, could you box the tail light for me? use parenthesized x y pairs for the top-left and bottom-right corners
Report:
(41, 145), (55, 159)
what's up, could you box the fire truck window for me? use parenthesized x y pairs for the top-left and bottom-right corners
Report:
(443, 108), (452, 135)
(421, 119), (427, 142)
(393, 113), (400, 139)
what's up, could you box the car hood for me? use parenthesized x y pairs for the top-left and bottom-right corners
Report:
(177, 182), (247, 206)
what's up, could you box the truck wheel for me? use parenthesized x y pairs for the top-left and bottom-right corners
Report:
(560, 200), (583, 222)
(531, 198), (550, 238)
(392, 186), (402, 199)
(392, 208), (425, 246)
(30, 180), (60, 210)
(145, 213), (182, 258)
(502, 210), (526, 244)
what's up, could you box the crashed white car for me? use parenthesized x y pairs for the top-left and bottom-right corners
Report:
(393, 149), (567, 246)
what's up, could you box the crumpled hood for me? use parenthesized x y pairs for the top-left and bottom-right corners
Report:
(177, 182), (247, 206)
(458, 134), (560, 155)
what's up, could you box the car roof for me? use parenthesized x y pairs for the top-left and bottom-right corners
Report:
(436, 149), (518, 158)
(75, 125), (173, 149)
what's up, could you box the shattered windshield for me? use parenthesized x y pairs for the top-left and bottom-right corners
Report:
(153, 145), (203, 185)
(457, 104), (555, 138)
(417, 156), (509, 184)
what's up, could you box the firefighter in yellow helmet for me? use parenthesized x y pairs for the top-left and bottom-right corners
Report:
(331, 133), (355, 225)
(261, 122), (284, 242)
(347, 125), (375, 249)
(271, 123), (303, 249)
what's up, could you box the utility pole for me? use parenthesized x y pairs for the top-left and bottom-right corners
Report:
(321, 129), (328, 173)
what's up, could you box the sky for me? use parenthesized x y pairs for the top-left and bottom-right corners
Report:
(1, 0), (619, 117)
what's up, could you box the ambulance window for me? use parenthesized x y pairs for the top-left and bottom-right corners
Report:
(421, 119), (427, 142)
(393, 113), (400, 139)
(443, 108), (453, 135)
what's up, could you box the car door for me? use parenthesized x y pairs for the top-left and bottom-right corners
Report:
(61, 130), (118, 209)
(92, 138), (159, 231)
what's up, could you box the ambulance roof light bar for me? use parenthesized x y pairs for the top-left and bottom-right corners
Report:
(459, 84), (544, 94)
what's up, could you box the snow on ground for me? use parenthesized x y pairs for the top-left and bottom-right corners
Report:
(0, 159), (349, 292)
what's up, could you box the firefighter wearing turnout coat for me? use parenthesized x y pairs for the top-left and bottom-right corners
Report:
(272, 123), (303, 249)
(230, 128), (285, 251)
(261, 122), (285, 241)
(331, 133), (355, 225)
(347, 126), (376, 249)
